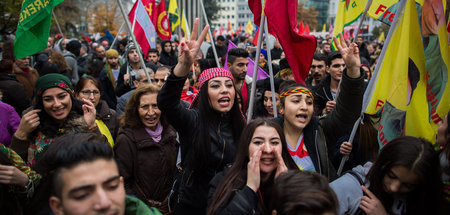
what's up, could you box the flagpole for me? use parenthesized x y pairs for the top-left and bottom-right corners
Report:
(336, 0), (407, 176)
(52, 10), (65, 39)
(247, 13), (266, 121)
(199, 0), (221, 67)
(264, 18), (277, 118)
(116, 0), (152, 84)
(352, 0), (373, 43)
(110, 22), (125, 49)
(178, 0), (182, 38)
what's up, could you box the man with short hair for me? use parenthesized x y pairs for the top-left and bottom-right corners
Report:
(270, 39), (283, 60)
(153, 66), (170, 88)
(63, 40), (82, 84)
(313, 51), (346, 115)
(147, 49), (161, 66)
(227, 48), (251, 112)
(206, 35), (228, 62)
(48, 141), (161, 215)
(321, 43), (331, 56)
(116, 67), (153, 114)
(95, 45), (106, 61)
(306, 53), (327, 88)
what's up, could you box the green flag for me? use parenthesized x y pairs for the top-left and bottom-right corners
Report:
(14, 0), (64, 59)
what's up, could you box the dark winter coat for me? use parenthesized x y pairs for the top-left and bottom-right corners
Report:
(158, 73), (239, 215)
(312, 74), (334, 115)
(159, 41), (177, 66)
(0, 73), (31, 115)
(114, 125), (177, 211)
(98, 68), (118, 109)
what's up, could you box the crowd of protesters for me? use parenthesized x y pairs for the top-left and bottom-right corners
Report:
(0, 19), (448, 215)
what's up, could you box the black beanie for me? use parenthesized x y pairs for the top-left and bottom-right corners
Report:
(66, 40), (81, 57)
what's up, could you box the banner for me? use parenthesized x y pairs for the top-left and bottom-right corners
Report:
(363, 0), (441, 146)
(14, 0), (64, 59)
(332, 0), (366, 49)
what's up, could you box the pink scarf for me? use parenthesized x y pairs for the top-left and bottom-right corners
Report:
(145, 122), (163, 142)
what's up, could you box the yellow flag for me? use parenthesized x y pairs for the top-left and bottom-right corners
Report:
(168, 0), (179, 32)
(332, 0), (367, 48)
(364, 0), (434, 145)
(367, 0), (398, 24)
(377, 31), (385, 41)
(181, 10), (190, 39)
(245, 20), (253, 34)
(322, 24), (326, 32)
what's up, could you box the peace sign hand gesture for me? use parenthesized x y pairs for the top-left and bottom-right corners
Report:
(333, 32), (361, 78)
(174, 18), (209, 77)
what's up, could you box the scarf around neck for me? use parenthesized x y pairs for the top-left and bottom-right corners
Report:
(145, 121), (163, 142)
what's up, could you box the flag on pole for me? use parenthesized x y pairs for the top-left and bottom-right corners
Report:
(322, 24), (326, 32)
(245, 20), (254, 34)
(250, 0), (316, 85)
(297, 21), (304, 35)
(168, 0), (179, 32)
(377, 31), (385, 42)
(227, 20), (233, 34)
(181, 10), (190, 39)
(14, 0), (64, 59)
(154, 0), (171, 40)
(332, 0), (367, 49)
(224, 40), (269, 80)
(252, 28), (260, 46)
(238, 24), (242, 34)
(304, 23), (310, 35)
(367, 0), (399, 25)
(363, 0), (435, 146)
(128, 0), (157, 57)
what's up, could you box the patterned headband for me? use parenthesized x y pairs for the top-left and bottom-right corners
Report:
(280, 87), (314, 99)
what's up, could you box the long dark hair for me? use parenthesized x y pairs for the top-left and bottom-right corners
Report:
(357, 113), (379, 162)
(208, 118), (297, 215)
(190, 81), (246, 175)
(33, 90), (84, 138)
(366, 136), (443, 214)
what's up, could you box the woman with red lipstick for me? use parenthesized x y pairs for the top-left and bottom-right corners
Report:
(207, 118), (297, 215)
(114, 84), (177, 213)
(158, 19), (246, 214)
(330, 136), (443, 215)
(10, 73), (97, 166)
(277, 34), (365, 181)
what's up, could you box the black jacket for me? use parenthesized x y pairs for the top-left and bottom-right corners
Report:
(158, 73), (238, 215)
(96, 100), (119, 139)
(0, 73), (31, 115)
(276, 68), (365, 181)
(159, 41), (178, 66)
(98, 69), (117, 109)
(312, 74), (334, 115)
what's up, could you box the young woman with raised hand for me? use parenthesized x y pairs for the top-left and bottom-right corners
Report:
(10, 73), (97, 166)
(157, 19), (246, 214)
(331, 136), (443, 215)
(277, 33), (365, 180)
(207, 118), (297, 215)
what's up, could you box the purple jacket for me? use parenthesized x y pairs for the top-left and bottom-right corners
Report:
(0, 102), (20, 146)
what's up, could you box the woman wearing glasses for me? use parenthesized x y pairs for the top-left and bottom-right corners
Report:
(75, 76), (119, 146)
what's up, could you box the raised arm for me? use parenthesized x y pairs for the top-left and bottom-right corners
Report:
(173, 18), (209, 78)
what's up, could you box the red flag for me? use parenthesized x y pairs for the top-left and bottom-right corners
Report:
(238, 24), (242, 34)
(154, 0), (171, 40)
(304, 24), (310, 35)
(297, 21), (304, 35)
(220, 25), (225, 35)
(252, 28), (260, 46)
(263, 0), (316, 84)
(248, 0), (275, 35)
